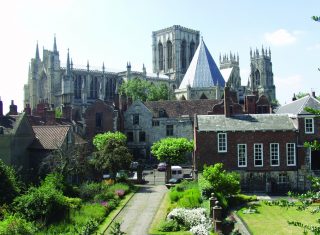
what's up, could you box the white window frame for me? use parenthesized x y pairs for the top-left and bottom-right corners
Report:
(270, 143), (280, 166)
(254, 143), (263, 167)
(217, 133), (227, 153)
(286, 143), (296, 166)
(305, 118), (314, 134)
(237, 144), (247, 167)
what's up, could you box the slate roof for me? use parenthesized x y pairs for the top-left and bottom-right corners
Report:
(276, 95), (320, 115)
(197, 114), (296, 132)
(31, 125), (70, 150)
(179, 39), (225, 89)
(144, 99), (221, 118)
(0, 114), (23, 135)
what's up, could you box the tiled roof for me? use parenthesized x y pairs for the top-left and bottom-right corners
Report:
(31, 125), (70, 150)
(179, 39), (225, 89)
(144, 99), (220, 118)
(276, 95), (320, 115)
(197, 114), (296, 132)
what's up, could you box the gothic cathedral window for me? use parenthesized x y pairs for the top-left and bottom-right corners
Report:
(181, 40), (187, 70)
(255, 70), (260, 87)
(90, 77), (98, 99)
(189, 41), (195, 63)
(74, 75), (82, 99)
(158, 42), (164, 70)
(167, 40), (173, 69)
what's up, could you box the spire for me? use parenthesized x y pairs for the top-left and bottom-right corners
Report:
(53, 34), (58, 53)
(102, 62), (105, 73)
(35, 41), (40, 60)
(87, 60), (90, 71)
(66, 49), (70, 75)
(268, 47), (271, 58)
(250, 48), (252, 58)
(71, 58), (73, 70)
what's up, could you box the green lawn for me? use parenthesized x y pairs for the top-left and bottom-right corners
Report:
(237, 201), (320, 235)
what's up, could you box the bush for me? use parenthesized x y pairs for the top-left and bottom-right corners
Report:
(170, 190), (183, 202)
(177, 189), (202, 208)
(79, 182), (102, 201)
(158, 219), (180, 232)
(228, 194), (257, 208)
(0, 159), (21, 205)
(109, 183), (130, 194)
(0, 213), (37, 235)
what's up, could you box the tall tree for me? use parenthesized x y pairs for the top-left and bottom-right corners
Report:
(151, 137), (194, 182)
(119, 78), (169, 101)
(92, 132), (132, 179)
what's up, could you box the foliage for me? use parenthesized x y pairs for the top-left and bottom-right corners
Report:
(119, 77), (169, 102)
(109, 221), (126, 235)
(158, 219), (180, 232)
(0, 159), (21, 205)
(55, 107), (62, 118)
(93, 131), (127, 151)
(296, 92), (309, 99)
(0, 213), (37, 235)
(79, 182), (103, 201)
(92, 132), (132, 178)
(177, 188), (202, 208)
(312, 16), (320, 22)
(12, 173), (78, 225)
(151, 137), (194, 164)
(227, 194), (258, 208)
(200, 163), (240, 198)
(40, 146), (89, 180)
(189, 224), (210, 235)
(167, 208), (211, 232)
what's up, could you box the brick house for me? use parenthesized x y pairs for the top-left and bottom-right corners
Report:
(194, 93), (320, 193)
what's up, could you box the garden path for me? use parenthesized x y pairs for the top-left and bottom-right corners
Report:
(105, 184), (167, 235)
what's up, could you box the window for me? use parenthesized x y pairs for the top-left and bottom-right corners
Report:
(139, 131), (146, 142)
(181, 40), (187, 70)
(152, 120), (160, 126)
(305, 118), (314, 134)
(189, 41), (195, 63)
(279, 173), (288, 184)
(159, 109), (166, 117)
(287, 143), (296, 166)
(127, 132), (133, 142)
(133, 114), (139, 125)
(95, 112), (102, 128)
(217, 133), (227, 153)
(166, 125), (173, 136)
(167, 41), (173, 69)
(254, 144), (263, 167)
(238, 144), (247, 167)
(90, 77), (98, 99)
(74, 75), (82, 99)
(270, 143), (279, 166)
(158, 42), (163, 70)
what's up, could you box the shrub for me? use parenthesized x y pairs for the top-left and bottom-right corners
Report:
(0, 159), (22, 205)
(190, 224), (209, 235)
(177, 189), (202, 208)
(115, 189), (125, 198)
(0, 213), (37, 235)
(79, 182), (102, 201)
(109, 183), (130, 194)
(158, 219), (180, 232)
(228, 194), (257, 208)
(170, 190), (183, 202)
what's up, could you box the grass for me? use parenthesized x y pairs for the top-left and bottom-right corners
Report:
(237, 201), (320, 235)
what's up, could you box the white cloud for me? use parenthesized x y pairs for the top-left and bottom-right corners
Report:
(264, 29), (297, 46)
(275, 74), (304, 105)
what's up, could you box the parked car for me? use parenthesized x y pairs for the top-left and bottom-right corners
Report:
(171, 165), (183, 179)
(157, 162), (167, 171)
(165, 178), (182, 189)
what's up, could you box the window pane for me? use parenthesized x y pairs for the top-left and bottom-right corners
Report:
(254, 144), (263, 166)
(270, 143), (279, 166)
(238, 144), (247, 167)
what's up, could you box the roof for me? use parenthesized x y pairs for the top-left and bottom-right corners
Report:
(0, 114), (23, 135)
(179, 39), (225, 89)
(144, 99), (220, 118)
(31, 125), (70, 150)
(276, 95), (320, 115)
(197, 114), (296, 132)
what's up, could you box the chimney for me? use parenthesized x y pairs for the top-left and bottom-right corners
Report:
(312, 91), (316, 98)
(9, 100), (18, 115)
(224, 87), (231, 117)
(245, 95), (257, 114)
(24, 104), (31, 115)
(292, 93), (297, 101)
(0, 97), (3, 117)
(62, 105), (72, 120)
(45, 110), (55, 125)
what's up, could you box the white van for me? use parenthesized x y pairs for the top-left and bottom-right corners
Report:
(171, 166), (183, 179)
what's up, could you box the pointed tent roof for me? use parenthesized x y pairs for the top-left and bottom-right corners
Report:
(179, 38), (225, 89)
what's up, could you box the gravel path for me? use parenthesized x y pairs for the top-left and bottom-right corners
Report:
(105, 184), (167, 235)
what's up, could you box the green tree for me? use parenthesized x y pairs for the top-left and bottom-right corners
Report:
(119, 78), (169, 101)
(312, 16), (320, 22)
(0, 159), (21, 205)
(296, 92), (309, 99)
(151, 137), (194, 182)
(200, 163), (240, 198)
(92, 132), (132, 178)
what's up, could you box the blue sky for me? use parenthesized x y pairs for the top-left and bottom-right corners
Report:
(0, 0), (319, 113)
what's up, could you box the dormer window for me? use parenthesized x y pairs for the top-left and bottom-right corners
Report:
(159, 109), (166, 118)
(133, 114), (139, 125)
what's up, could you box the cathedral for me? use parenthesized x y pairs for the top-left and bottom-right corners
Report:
(24, 25), (276, 118)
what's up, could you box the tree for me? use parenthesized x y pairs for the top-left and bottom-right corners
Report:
(91, 132), (132, 178)
(312, 16), (320, 22)
(151, 137), (194, 182)
(0, 159), (21, 205)
(296, 92), (309, 99)
(119, 78), (169, 101)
